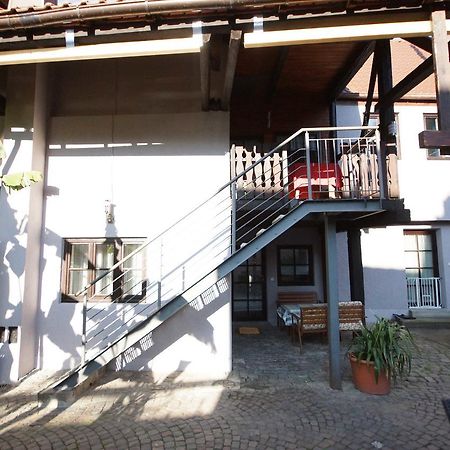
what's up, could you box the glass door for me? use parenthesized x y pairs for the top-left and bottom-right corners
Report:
(232, 251), (266, 321)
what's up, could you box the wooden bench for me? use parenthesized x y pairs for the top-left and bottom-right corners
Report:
(276, 291), (319, 329)
(294, 301), (364, 351)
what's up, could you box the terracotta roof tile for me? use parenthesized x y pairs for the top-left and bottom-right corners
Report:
(343, 38), (435, 101)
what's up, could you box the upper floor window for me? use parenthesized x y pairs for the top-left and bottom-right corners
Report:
(61, 238), (145, 302)
(425, 114), (450, 159)
(278, 246), (314, 286)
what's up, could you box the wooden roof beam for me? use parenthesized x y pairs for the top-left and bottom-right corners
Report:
(200, 33), (211, 111)
(375, 56), (434, 111)
(330, 40), (375, 101)
(244, 19), (450, 48)
(221, 30), (241, 111)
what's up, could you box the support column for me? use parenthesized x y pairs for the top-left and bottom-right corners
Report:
(431, 8), (450, 131)
(347, 228), (365, 304)
(375, 40), (399, 198)
(18, 64), (50, 378)
(324, 215), (341, 390)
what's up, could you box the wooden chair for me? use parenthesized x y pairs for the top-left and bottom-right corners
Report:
(276, 291), (319, 333)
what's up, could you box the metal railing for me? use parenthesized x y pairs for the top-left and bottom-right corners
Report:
(407, 277), (442, 308)
(76, 125), (382, 364)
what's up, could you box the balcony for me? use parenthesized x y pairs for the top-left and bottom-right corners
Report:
(231, 127), (384, 211)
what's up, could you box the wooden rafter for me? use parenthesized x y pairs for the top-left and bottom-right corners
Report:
(375, 56), (433, 111)
(361, 50), (377, 130)
(221, 30), (242, 111)
(330, 41), (375, 100)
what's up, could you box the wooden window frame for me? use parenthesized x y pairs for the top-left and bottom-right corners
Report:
(61, 238), (146, 303)
(424, 114), (450, 159)
(277, 245), (314, 286)
(403, 230), (439, 279)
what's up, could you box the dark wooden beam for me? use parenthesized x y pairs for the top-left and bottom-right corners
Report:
(221, 29), (242, 111)
(376, 39), (396, 198)
(361, 50), (377, 129)
(200, 33), (211, 111)
(404, 36), (433, 53)
(347, 229), (365, 304)
(330, 41), (375, 100)
(375, 56), (433, 111)
(266, 46), (288, 102)
(431, 8), (450, 131)
(418, 130), (450, 148)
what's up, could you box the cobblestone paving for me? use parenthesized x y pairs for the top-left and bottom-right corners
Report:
(1, 325), (449, 449)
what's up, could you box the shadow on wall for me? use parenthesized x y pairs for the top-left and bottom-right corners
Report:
(37, 225), (79, 371)
(113, 278), (230, 383)
(0, 189), (26, 383)
(362, 267), (409, 322)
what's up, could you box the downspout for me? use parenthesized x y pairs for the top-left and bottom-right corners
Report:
(0, 0), (342, 33)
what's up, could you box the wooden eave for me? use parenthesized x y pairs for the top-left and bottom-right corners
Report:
(0, 0), (437, 38)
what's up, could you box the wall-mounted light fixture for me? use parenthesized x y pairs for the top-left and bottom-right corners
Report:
(105, 199), (114, 224)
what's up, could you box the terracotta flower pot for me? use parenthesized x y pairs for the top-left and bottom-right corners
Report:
(349, 353), (390, 395)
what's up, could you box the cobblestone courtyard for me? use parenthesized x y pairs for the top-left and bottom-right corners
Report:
(1, 325), (449, 449)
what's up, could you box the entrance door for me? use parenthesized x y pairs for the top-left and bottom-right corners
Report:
(232, 252), (266, 321)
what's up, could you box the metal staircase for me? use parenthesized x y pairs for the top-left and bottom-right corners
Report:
(39, 125), (386, 406)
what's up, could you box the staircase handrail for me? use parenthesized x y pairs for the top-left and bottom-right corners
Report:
(75, 125), (378, 298)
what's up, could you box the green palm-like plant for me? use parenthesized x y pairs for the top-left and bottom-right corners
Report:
(350, 317), (415, 382)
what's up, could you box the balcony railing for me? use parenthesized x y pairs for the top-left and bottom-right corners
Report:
(231, 129), (383, 203)
(406, 277), (442, 308)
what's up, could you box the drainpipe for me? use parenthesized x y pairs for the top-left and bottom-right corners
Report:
(0, 0), (352, 33)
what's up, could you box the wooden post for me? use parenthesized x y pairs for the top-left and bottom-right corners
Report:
(418, 8), (450, 149)
(431, 8), (450, 131)
(375, 40), (398, 198)
(324, 215), (342, 390)
(347, 229), (365, 304)
(221, 30), (242, 111)
(200, 34), (211, 111)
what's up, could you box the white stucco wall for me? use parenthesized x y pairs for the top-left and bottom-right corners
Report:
(0, 54), (233, 382)
(0, 66), (37, 384)
(337, 101), (450, 318)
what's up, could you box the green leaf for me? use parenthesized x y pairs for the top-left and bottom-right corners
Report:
(1, 171), (43, 192)
(349, 317), (416, 383)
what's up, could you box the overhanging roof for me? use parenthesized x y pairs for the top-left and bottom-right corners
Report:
(0, 0), (438, 37)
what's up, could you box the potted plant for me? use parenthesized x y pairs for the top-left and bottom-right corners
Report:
(349, 317), (415, 395)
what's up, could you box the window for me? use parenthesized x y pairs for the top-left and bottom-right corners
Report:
(403, 231), (438, 279)
(425, 114), (450, 159)
(278, 246), (313, 285)
(61, 238), (145, 302)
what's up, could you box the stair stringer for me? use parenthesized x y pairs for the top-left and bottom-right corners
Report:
(38, 199), (384, 406)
